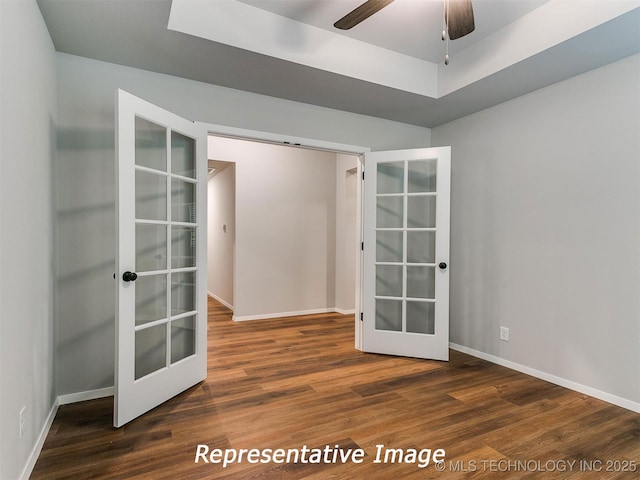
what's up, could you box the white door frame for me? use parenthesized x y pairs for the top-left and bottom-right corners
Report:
(200, 122), (371, 349)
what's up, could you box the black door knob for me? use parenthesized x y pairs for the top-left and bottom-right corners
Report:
(122, 271), (138, 282)
(439, 262), (447, 270)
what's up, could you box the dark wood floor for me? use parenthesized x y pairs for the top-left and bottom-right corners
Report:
(32, 298), (639, 479)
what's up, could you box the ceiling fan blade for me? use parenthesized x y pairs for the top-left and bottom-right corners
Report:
(446, 0), (475, 40)
(334, 0), (395, 30)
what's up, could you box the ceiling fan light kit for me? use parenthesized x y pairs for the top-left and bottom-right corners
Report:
(334, 0), (476, 65)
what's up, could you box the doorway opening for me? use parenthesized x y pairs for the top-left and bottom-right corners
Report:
(206, 159), (235, 311)
(205, 135), (363, 343)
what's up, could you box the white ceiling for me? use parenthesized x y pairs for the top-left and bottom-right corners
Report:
(237, 0), (550, 62)
(37, 0), (640, 127)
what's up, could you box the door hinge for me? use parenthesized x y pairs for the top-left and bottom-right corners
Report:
(362, 171), (365, 180)
(360, 312), (364, 322)
(361, 242), (364, 251)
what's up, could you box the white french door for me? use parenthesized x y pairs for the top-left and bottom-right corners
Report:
(115, 90), (207, 427)
(362, 147), (450, 361)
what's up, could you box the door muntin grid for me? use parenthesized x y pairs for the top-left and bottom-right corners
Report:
(134, 116), (198, 380)
(374, 158), (437, 335)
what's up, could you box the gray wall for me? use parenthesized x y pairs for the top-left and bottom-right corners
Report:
(432, 54), (640, 405)
(55, 53), (432, 394)
(0, 1), (57, 478)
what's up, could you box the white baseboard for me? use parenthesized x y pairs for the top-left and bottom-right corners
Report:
(450, 343), (640, 413)
(19, 388), (114, 479)
(58, 386), (114, 405)
(233, 307), (338, 321)
(334, 308), (356, 315)
(207, 291), (234, 310)
(19, 398), (59, 480)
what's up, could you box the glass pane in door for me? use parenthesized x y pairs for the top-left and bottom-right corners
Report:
(135, 171), (167, 221)
(376, 265), (403, 297)
(377, 196), (403, 228)
(406, 266), (435, 299)
(171, 315), (196, 363)
(171, 226), (196, 269)
(135, 117), (166, 171)
(408, 159), (437, 193)
(135, 275), (167, 326)
(171, 131), (195, 178)
(136, 224), (167, 272)
(407, 196), (436, 228)
(171, 271), (196, 316)
(406, 301), (435, 334)
(375, 299), (402, 331)
(376, 230), (403, 263)
(171, 179), (196, 223)
(407, 231), (435, 264)
(135, 324), (166, 379)
(377, 162), (404, 194)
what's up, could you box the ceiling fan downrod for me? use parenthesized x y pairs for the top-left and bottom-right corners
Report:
(443, 0), (450, 65)
(442, 0), (476, 65)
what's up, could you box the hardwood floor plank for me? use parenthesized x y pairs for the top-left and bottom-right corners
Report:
(31, 298), (640, 479)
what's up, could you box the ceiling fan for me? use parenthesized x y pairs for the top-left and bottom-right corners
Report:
(334, 0), (475, 64)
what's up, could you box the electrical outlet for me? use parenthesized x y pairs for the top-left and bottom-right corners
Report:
(500, 326), (510, 342)
(19, 406), (26, 439)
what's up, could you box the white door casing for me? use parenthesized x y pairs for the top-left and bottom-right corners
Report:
(362, 147), (451, 361)
(115, 89), (207, 427)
